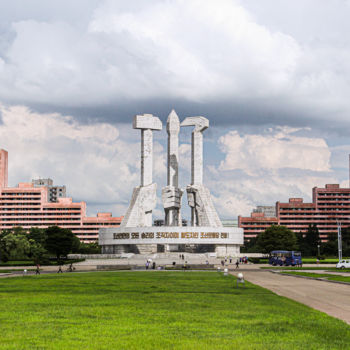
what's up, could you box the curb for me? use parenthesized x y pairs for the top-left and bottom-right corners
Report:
(270, 270), (350, 286)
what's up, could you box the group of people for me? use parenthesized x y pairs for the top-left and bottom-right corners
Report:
(145, 259), (156, 270)
(239, 256), (249, 264)
(220, 256), (233, 266)
(218, 256), (249, 269)
(179, 254), (185, 260)
(35, 263), (75, 275)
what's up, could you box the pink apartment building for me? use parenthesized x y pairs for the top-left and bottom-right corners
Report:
(239, 184), (350, 242)
(0, 149), (122, 242)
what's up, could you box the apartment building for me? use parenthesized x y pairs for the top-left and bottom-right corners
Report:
(0, 150), (122, 242)
(239, 184), (350, 241)
(32, 178), (66, 202)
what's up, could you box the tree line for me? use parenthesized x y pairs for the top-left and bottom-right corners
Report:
(243, 224), (350, 257)
(0, 226), (100, 263)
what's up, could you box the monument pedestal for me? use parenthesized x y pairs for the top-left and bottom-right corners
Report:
(136, 244), (157, 254)
(215, 244), (240, 257)
(165, 244), (179, 252)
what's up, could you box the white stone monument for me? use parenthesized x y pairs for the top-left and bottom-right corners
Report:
(181, 116), (222, 228)
(162, 110), (183, 227)
(120, 114), (162, 228)
(99, 111), (243, 256)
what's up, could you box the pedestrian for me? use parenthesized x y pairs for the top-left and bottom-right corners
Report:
(35, 264), (40, 275)
(229, 258), (232, 264)
(57, 265), (63, 273)
(235, 260), (239, 269)
(221, 260), (224, 266)
(145, 261), (149, 270)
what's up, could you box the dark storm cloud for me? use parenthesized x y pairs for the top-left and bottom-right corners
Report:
(27, 96), (337, 135)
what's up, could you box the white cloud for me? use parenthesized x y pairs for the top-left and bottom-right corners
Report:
(209, 127), (337, 217)
(0, 104), (166, 216)
(218, 127), (331, 175)
(0, 103), (345, 220)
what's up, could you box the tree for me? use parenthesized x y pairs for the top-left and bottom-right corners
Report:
(28, 227), (47, 246)
(0, 231), (31, 262)
(304, 224), (320, 256)
(77, 242), (101, 254)
(45, 226), (76, 260)
(340, 227), (350, 257)
(28, 239), (47, 264)
(322, 238), (337, 256)
(296, 231), (306, 254)
(256, 225), (298, 254)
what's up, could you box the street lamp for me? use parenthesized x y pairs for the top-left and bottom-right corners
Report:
(317, 244), (320, 257)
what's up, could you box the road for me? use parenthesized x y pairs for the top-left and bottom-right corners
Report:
(231, 269), (350, 324)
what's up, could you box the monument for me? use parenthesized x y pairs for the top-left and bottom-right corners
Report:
(99, 111), (243, 256)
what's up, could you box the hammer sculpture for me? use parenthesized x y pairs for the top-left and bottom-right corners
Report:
(120, 114), (162, 227)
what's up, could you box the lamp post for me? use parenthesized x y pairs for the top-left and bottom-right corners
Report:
(317, 244), (320, 257)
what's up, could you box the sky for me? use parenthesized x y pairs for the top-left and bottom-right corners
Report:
(0, 0), (350, 220)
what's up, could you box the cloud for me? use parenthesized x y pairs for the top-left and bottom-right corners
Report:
(0, 103), (346, 221)
(218, 127), (331, 175)
(1, 1), (350, 131)
(0, 104), (166, 216)
(209, 127), (337, 217)
(0, 0), (299, 104)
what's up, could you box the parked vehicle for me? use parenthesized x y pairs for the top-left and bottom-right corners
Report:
(336, 260), (350, 269)
(269, 251), (302, 266)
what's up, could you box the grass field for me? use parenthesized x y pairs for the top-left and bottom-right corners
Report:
(0, 269), (35, 273)
(261, 266), (350, 272)
(0, 271), (349, 349)
(258, 258), (344, 264)
(0, 259), (85, 267)
(280, 271), (350, 283)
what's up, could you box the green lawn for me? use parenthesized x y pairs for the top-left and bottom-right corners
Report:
(258, 258), (344, 264)
(261, 266), (350, 272)
(0, 272), (349, 349)
(0, 269), (35, 273)
(0, 259), (85, 267)
(281, 271), (350, 283)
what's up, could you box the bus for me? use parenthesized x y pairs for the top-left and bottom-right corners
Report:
(269, 251), (302, 266)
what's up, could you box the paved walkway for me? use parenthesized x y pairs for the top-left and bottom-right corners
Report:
(231, 270), (350, 324)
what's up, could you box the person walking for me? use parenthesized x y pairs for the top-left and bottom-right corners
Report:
(57, 265), (63, 273)
(235, 259), (239, 269)
(35, 264), (40, 275)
